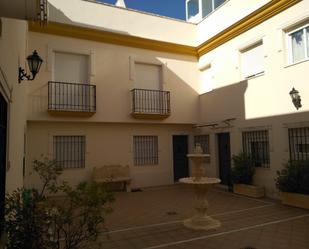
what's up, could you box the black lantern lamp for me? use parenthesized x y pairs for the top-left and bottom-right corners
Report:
(18, 50), (43, 83)
(289, 87), (302, 110)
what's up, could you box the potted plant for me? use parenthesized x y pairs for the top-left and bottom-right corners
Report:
(231, 152), (265, 198)
(276, 160), (309, 209)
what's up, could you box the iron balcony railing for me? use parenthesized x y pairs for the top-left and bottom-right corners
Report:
(131, 88), (170, 116)
(48, 81), (96, 113)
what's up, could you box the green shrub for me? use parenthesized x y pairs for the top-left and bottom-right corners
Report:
(276, 160), (309, 194)
(3, 157), (114, 249)
(231, 152), (255, 185)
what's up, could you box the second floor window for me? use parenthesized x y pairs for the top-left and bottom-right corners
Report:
(287, 23), (309, 64)
(241, 41), (264, 79)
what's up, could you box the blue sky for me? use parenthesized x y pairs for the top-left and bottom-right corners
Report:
(97, 0), (187, 20)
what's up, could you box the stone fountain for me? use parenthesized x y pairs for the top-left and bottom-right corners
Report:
(179, 144), (221, 230)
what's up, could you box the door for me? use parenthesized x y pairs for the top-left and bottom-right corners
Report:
(173, 135), (189, 182)
(217, 133), (231, 188)
(0, 92), (7, 234)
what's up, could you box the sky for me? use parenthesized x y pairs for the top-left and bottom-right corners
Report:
(97, 0), (187, 20)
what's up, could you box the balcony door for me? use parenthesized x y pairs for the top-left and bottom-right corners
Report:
(53, 52), (89, 111)
(134, 63), (163, 113)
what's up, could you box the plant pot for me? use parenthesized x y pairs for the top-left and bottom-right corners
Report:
(281, 192), (309, 209)
(233, 184), (265, 198)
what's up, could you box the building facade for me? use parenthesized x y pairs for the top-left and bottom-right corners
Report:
(0, 0), (308, 205)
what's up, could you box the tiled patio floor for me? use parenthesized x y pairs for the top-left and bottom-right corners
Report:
(99, 185), (309, 249)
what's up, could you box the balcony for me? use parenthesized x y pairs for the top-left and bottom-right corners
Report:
(131, 88), (170, 119)
(48, 81), (96, 116)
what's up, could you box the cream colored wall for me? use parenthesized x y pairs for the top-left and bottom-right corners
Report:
(196, 0), (270, 44)
(198, 0), (309, 198)
(27, 32), (200, 124)
(48, 0), (197, 46)
(26, 122), (194, 190)
(0, 18), (28, 192)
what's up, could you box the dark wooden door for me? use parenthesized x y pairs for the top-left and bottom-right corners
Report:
(173, 135), (189, 182)
(217, 133), (231, 187)
(0, 92), (7, 234)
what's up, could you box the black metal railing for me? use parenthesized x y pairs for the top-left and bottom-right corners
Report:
(48, 81), (96, 112)
(289, 127), (309, 161)
(131, 88), (170, 115)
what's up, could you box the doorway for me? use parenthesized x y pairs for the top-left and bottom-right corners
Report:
(0, 92), (7, 234)
(217, 133), (231, 188)
(173, 135), (189, 182)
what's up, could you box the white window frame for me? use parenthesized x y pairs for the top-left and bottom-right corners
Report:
(286, 23), (309, 65)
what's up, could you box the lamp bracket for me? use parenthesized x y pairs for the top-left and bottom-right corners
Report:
(18, 67), (34, 83)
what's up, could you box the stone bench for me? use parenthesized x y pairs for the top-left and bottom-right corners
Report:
(92, 165), (131, 192)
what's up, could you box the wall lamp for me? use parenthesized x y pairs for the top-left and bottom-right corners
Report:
(18, 50), (43, 83)
(289, 87), (302, 110)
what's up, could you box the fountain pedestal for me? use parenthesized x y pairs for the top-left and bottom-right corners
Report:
(179, 144), (221, 231)
(179, 177), (221, 230)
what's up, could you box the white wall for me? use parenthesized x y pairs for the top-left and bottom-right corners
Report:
(48, 0), (197, 46)
(198, 0), (309, 198)
(196, 0), (270, 44)
(0, 18), (28, 192)
(27, 32), (200, 124)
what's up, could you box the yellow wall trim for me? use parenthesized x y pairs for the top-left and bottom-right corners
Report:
(28, 22), (198, 57)
(29, 0), (301, 57)
(197, 0), (302, 57)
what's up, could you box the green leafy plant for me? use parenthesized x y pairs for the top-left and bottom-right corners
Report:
(231, 152), (255, 185)
(3, 157), (114, 249)
(276, 160), (309, 194)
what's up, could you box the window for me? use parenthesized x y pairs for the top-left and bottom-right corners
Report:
(187, 0), (199, 20)
(194, 135), (210, 154)
(241, 41), (264, 79)
(133, 136), (158, 166)
(53, 136), (86, 169)
(288, 127), (309, 161)
(287, 24), (309, 64)
(51, 52), (93, 112)
(242, 130), (270, 168)
(202, 0), (226, 17)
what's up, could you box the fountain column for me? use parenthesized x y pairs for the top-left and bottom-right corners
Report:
(179, 144), (221, 230)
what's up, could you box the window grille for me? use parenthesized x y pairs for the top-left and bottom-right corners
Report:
(194, 135), (210, 154)
(288, 127), (309, 161)
(242, 130), (270, 168)
(53, 136), (85, 169)
(133, 136), (158, 166)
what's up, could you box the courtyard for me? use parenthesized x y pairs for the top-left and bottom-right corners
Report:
(100, 185), (309, 249)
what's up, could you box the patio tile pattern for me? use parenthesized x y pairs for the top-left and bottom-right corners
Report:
(99, 185), (309, 249)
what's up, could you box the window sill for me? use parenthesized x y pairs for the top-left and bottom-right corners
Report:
(285, 58), (309, 68)
(245, 72), (265, 80)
